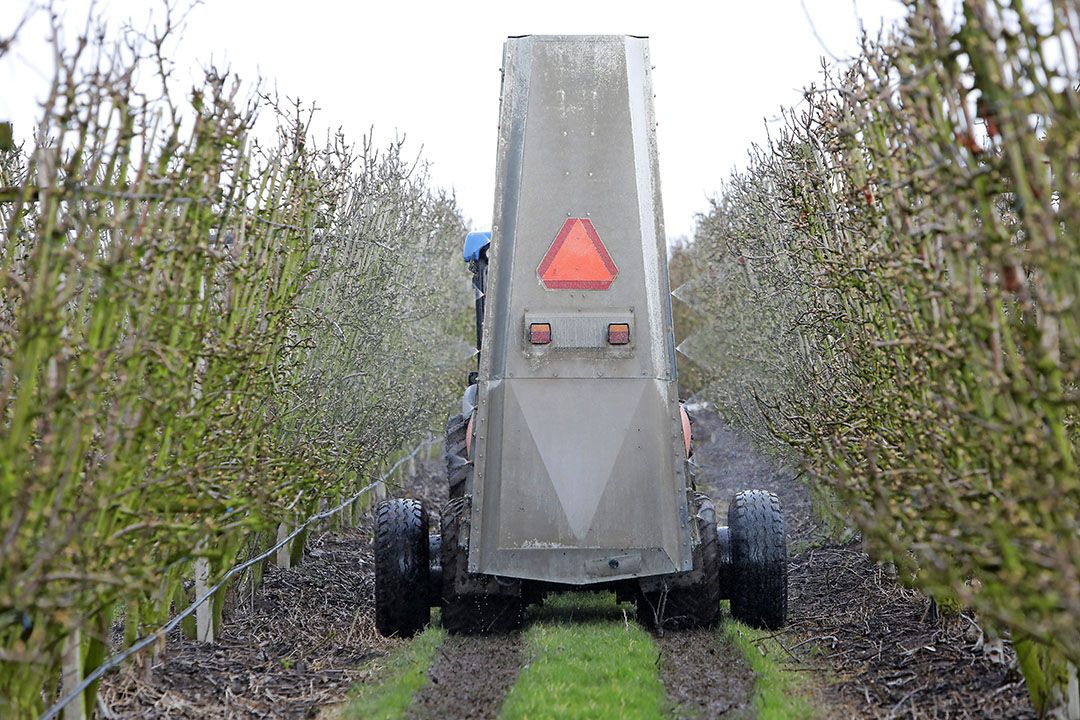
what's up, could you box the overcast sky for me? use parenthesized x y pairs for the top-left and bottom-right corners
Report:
(1, 1), (912, 241)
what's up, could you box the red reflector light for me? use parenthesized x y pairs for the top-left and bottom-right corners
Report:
(537, 218), (619, 290)
(529, 322), (551, 345)
(608, 323), (630, 345)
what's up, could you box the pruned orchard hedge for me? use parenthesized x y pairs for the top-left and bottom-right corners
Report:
(683, 0), (1079, 712)
(0, 14), (465, 717)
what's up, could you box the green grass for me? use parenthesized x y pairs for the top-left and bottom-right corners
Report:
(337, 621), (444, 720)
(724, 619), (817, 719)
(500, 593), (667, 720)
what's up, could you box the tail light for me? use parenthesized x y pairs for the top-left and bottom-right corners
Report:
(607, 323), (630, 345)
(529, 322), (551, 345)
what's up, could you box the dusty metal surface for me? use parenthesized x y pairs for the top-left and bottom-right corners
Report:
(470, 35), (689, 584)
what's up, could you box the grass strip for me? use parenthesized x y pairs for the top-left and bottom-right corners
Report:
(500, 593), (667, 720)
(338, 622), (445, 720)
(724, 620), (817, 719)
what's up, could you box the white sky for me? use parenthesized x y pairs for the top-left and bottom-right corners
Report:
(1, 0), (911, 241)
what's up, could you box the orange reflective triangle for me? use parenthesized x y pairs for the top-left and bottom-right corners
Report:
(537, 218), (618, 290)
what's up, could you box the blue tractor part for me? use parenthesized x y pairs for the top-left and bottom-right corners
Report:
(463, 231), (491, 262)
(464, 231), (492, 365)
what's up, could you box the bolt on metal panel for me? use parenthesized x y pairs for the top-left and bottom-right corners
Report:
(471, 35), (691, 584)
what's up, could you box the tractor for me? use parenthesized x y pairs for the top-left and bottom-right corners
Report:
(374, 35), (787, 636)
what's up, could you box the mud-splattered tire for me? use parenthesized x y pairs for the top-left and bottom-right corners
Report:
(637, 495), (722, 630)
(728, 490), (787, 629)
(440, 508), (523, 635)
(374, 499), (430, 637)
(445, 413), (470, 499)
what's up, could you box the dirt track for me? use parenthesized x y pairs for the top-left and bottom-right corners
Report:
(98, 526), (393, 718)
(98, 410), (1035, 719)
(658, 628), (755, 719)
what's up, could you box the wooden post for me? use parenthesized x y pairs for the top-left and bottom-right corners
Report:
(274, 522), (292, 569)
(60, 628), (85, 720)
(194, 556), (214, 643)
(327, 497), (339, 531)
(1067, 661), (1079, 720)
(373, 463), (388, 504)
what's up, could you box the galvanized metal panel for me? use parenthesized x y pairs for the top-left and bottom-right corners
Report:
(471, 36), (690, 584)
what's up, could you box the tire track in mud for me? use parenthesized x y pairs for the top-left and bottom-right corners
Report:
(657, 629), (755, 719)
(405, 633), (524, 720)
(646, 409), (799, 719)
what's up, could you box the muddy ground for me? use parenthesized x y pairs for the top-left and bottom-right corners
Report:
(97, 523), (396, 718)
(658, 628), (755, 719)
(98, 410), (1035, 719)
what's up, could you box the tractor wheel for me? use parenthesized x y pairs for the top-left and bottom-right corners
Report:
(444, 413), (470, 499)
(637, 495), (721, 630)
(374, 498), (430, 637)
(440, 507), (523, 635)
(728, 490), (787, 629)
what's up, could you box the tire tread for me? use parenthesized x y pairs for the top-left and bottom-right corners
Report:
(374, 498), (430, 637)
(728, 489), (787, 629)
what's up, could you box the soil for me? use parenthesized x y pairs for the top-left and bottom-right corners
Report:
(406, 634), (524, 720)
(658, 629), (755, 719)
(98, 525), (398, 719)
(691, 408), (1035, 719)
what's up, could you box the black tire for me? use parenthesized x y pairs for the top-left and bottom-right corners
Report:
(440, 507), (523, 635)
(428, 534), (443, 605)
(728, 490), (787, 629)
(637, 495), (722, 630)
(445, 413), (470, 499)
(374, 498), (430, 637)
(716, 525), (732, 599)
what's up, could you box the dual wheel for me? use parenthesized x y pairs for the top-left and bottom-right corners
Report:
(637, 489), (787, 631)
(373, 413), (522, 637)
(373, 498), (432, 638)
